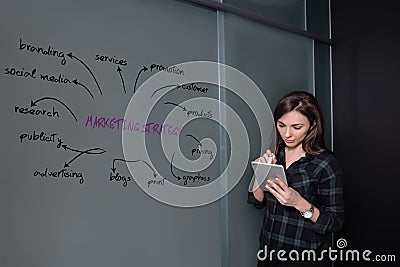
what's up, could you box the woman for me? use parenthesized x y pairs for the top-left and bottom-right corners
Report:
(248, 91), (344, 267)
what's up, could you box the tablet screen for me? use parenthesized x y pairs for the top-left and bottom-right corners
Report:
(249, 161), (287, 192)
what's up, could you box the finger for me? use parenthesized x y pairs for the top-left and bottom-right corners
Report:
(256, 149), (274, 163)
(253, 156), (265, 163)
(266, 178), (285, 194)
(265, 183), (286, 204)
(266, 149), (274, 157)
(265, 183), (277, 195)
(252, 179), (260, 192)
(265, 150), (277, 164)
(262, 153), (271, 163)
(258, 155), (267, 163)
(273, 177), (289, 191)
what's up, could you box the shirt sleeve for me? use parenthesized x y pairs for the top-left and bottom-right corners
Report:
(247, 191), (266, 209)
(312, 156), (345, 235)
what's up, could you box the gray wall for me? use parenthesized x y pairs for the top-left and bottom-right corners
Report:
(1, 1), (223, 266)
(1, 1), (322, 267)
(332, 0), (400, 266)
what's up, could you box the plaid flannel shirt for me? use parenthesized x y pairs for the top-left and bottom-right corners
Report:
(248, 149), (344, 253)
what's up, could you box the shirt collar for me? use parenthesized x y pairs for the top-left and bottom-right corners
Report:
(277, 147), (315, 165)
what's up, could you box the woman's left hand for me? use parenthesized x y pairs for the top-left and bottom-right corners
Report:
(265, 177), (303, 207)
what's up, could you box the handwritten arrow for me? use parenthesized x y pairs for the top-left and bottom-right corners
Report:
(64, 147), (106, 168)
(31, 97), (77, 122)
(72, 79), (94, 98)
(170, 152), (181, 180)
(111, 158), (141, 173)
(117, 66), (126, 94)
(111, 158), (157, 178)
(164, 101), (186, 111)
(61, 144), (105, 154)
(67, 52), (102, 95)
(140, 160), (157, 178)
(186, 134), (202, 147)
(133, 66), (148, 94)
(151, 84), (179, 98)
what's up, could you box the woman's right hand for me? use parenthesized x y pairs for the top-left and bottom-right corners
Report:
(252, 149), (276, 202)
(254, 149), (277, 164)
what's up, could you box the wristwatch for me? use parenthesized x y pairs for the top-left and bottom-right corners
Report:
(301, 204), (314, 219)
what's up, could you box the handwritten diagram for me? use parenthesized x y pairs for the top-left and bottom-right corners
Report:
(5, 37), (219, 192)
(4, 35), (275, 208)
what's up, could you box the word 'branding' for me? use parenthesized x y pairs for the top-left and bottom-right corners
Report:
(19, 38), (66, 65)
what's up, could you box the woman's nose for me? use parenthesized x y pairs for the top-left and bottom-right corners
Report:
(284, 128), (292, 137)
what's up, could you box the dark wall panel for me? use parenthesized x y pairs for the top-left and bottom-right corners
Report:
(332, 0), (400, 266)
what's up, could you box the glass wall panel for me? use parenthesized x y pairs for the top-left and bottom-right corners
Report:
(307, 0), (331, 39)
(222, 0), (331, 39)
(224, 0), (306, 30)
(222, 13), (314, 267)
(314, 42), (333, 150)
(0, 1), (220, 267)
(1, 0), (332, 266)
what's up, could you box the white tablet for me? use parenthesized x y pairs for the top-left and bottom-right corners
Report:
(250, 161), (287, 191)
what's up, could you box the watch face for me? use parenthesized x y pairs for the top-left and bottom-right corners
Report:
(303, 210), (312, 218)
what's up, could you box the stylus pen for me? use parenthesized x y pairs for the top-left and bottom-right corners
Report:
(267, 154), (274, 164)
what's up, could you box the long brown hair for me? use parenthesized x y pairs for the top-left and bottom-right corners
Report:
(273, 91), (327, 155)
